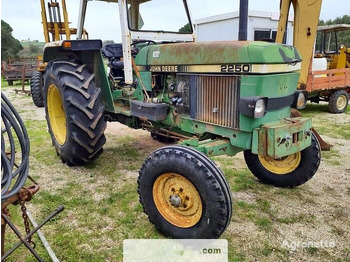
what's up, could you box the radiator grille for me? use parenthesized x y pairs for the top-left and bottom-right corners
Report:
(196, 75), (239, 129)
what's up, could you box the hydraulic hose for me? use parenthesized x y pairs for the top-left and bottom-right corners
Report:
(1, 92), (30, 202)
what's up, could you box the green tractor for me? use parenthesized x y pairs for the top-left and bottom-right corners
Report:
(41, 0), (321, 238)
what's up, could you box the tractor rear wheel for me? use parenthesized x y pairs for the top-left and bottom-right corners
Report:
(30, 71), (44, 107)
(43, 60), (107, 166)
(244, 133), (321, 187)
(328, 90), (349, 113)
(138, 145), (232, 238)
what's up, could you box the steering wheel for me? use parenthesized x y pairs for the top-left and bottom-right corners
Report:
(131, 40), (156, 47)
(131, 40), (156, 56)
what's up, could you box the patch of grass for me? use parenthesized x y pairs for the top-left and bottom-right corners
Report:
(254, 217), (273, 230)
(250, 241), (289, 261)
(302, 102), (350, 116)
(225, 168), (257, 191)
(256, 198), (272, 214)
(301, 103), (330, 117)
(236, 195), (315, 231)
(322, 148), (340, 160)
(221, 166), (273, 194)
(274, 186), (303, 197)
(99, 135), (143, 171)
(276, 213), (315, 224)
(306, 246), (318, 254)
(234, 200), (274, 231)
(314, 122), (350, 140)
(228, 251), (246, 262)
(301, 103), (350, 139)
(261, 241), (274, 256)
(1, 77), (9, 89)
(322, 148), (342, 166)
(234, 200), (256, 219)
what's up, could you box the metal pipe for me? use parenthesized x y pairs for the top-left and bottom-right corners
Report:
(1, 206), (64, 260)
(26, 210), (60, 262)
(159, 128), (192, 139)
(61, 0), (71, 40)
(1, 224), (5, 257)
(1, 213), (43, 261)
(51, 3), (60, 41)
(77, 0), (88, 39)
(47, 3), (55, 41)
(56, 2), (63, 40)
(40, 0), (50, 42)
(238, 0), (249, 41)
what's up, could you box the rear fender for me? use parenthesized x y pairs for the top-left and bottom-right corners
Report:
(43, 40), (115, 112)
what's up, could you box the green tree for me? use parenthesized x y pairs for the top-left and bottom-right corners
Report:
(29, 44), (41, 54)
(319, 15), (350, 26)
(178, 23), (192, 33)
(1, 20), (23, 61)
(103, 40), (115, 46)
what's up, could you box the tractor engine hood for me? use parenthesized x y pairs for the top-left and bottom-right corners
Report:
(135, 41), (302, 74)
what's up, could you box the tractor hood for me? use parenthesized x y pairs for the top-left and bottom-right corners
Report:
(135, 41), (302, 68)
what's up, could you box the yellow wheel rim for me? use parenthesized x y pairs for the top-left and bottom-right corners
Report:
(153, 173), (202, 228)
(258, 153), (301, 175)
(336, 95), (347, 111)
(47, 84), (67, 145)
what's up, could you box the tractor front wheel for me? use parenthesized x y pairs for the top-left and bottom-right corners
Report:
(44, 60), (107, 166)
(30, 71), (44, 107)
(138, 145), (232, 238)
(244, 133), (321, 187)
(328, 90), (349, 113)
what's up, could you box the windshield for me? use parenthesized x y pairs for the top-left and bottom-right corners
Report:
(126, 0), (192, 33)
(315, 31), (338, 54)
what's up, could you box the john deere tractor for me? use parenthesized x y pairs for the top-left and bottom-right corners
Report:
(41, 0), (321, 239)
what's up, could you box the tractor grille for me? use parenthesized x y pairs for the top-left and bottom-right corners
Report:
(196, 75), (240, 129)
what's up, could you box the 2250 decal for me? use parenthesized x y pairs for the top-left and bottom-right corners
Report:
(221, 64), (251, 73)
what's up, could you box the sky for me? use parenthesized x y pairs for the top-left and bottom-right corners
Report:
(1, 0), (349, 42)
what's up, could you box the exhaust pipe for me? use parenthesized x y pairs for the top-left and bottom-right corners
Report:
(238, 0), (249, 41)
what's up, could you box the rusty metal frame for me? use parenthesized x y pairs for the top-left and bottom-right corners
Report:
(40, 0), (88, 43)
(306, 68), (350, 93)
(291, 109), (332, 151)
(1, 184), (64, 261)
(1, 185), (39, 259)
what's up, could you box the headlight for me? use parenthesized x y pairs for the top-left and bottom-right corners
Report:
(292, 91), (307, 109)
(239, 97), (267, 118)
(254, 99), (266, 118)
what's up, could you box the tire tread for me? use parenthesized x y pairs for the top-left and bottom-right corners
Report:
(30, 71), (44, 107)
(138, 146), (233, 239)
(44, 60), (106, 166)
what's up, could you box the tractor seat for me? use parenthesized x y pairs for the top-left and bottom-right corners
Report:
(101, 44), (123, 59)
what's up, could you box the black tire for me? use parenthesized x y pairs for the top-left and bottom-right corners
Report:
(7, 80), (13, 86)
(328, 90), (349, 113)
(30, 71), (44, 107)
(244, 133), (321, 187)
(44, 60), (107, 166)
(138, 145), (232, 239)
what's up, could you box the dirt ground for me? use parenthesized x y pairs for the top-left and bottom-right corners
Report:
(2, 86), (350, 262)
